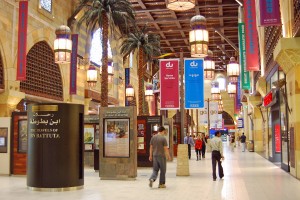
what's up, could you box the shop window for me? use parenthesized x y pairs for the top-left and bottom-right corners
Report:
(40, 0), (52, 13)
(20, 41), (63, 101)
(90, 28), (112, 66)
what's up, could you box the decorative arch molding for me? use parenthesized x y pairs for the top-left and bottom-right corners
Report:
(20, 41), (63, 101)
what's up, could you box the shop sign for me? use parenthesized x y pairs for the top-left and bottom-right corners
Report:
(263, 89), (276, 107)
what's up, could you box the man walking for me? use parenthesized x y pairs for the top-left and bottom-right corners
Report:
(209, 131), (224, 181)
(240, 133), (246, 152)
(149, 126), (171, 188)
(184, 133), (194, 159)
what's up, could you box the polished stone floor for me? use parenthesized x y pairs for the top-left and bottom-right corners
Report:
(2, 143), (300, 200)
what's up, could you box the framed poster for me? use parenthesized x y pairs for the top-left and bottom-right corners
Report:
(164, 125), (170, 148)
(0, 128), (8, 153)
(103, 118), (130, 157)
(18, 120), (28, 153)
(137, 119), (146, 153)
(84, 124), (95, 144)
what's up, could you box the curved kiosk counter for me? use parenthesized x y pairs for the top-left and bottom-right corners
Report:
(27, 103), (84, 191)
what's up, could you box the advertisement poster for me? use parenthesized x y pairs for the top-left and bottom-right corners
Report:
(199, 101), (208, 125)
(244, 0), (260, 71)
(275, 124), (281, 153)
(209, 101), (219, 129)
(160, 59), (180, 109)
(84, 124), (94, 144)
(259, 0), (281, 26)
(184, 58), (204, 109)
(104, 118), (130, 157)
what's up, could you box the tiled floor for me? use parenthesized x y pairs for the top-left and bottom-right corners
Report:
(2, 143), (300, 200)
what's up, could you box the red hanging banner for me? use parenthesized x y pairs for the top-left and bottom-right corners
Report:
(159, 59), (180, 110)
(70, 34), (78, 95)
(16, 1), (28, 80)
(244, 0), (260, 71)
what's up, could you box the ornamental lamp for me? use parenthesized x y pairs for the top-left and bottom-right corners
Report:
(227, 57), (240, 83)
(145, 83), (154, 101)
(227, 83), (237, 98)
(189, 15), (209, 58)
(86, 64), (97, 87)
(166, 0), (195, 11)
(125, 84), (134, 101)
(54, 25), (72, 64)
(204, 50), (215, 79)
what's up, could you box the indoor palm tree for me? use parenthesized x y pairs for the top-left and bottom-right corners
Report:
(76, 0), (135, 107)
(120, 25), (161, 115)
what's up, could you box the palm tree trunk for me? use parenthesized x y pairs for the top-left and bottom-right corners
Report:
(101, 11), (108, 107)
(138, 48), (144, 115)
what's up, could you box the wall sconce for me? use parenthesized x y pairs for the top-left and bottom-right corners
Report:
(145, 83), (154, 101)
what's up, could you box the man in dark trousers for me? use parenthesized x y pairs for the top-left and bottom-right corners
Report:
(149, 126), (171, 189)
(184, 133), (194, 159)
(240, 133), (247, 152)
(209, 131), (224, 181)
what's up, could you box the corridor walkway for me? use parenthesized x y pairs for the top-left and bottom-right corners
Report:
(2, 143), (300, 200)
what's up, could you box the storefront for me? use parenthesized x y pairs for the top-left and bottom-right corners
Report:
(263, 67), (289, 171)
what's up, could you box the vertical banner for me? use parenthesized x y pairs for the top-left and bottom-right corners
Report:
(238, 22), (251, 89)
(199, 102), (208, 125)
(217, 114), (223, 129)
(184, 58), (204, 109)
(70, 34), (78, 95)
(244, 1), (260, 71)
(209, 101), (218, 129)
(259, 0), (281, 26)
(16, 1), (28, 80)
(235, 78), (242, 113)
(160, 59), (180, 109)
(125, 68), (130, 106)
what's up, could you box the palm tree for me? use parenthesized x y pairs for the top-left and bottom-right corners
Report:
(120, 25), (161, 115)
(76, 0), (135, 107)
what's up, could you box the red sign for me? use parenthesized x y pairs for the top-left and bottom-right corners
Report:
(275, 124), (281, 153)
(244, 0), (260, 71)
(160, 59), (180, 109)
(70, 34), (78, 94)
(263, 91), (273, 107)
(16, 1), (28, 80)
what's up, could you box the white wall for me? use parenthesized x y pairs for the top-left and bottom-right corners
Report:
(0, 117), (11, 175)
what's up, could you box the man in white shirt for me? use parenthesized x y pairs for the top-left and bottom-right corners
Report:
(184, 134), (194, 159)
(209, 131), (224, 181)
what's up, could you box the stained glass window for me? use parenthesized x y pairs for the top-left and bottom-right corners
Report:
(40, 0), (52, 13)
(90, 29), (112, 66)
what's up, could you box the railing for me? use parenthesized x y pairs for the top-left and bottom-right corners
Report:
(293, 0), (300, 36)
(264, 26), (282, 73)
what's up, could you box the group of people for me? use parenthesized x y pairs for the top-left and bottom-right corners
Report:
(230, 133), (247, 152)
(184, 133), (208, 161)
(147, 127), (246, 188)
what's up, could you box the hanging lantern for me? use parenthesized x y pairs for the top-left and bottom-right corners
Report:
(227, 57), (240, 83)
(166, 0), (195, 11)
(87, 64), (97, 87)
(126, 84), (134, 101)
(54, 25), (72, 64)
(227, 83), (236, 98)
(211, 81), (221, 100)
(218, 103), (223, 113)
(189, 15), (209, 58)
(145, 84), (154, 101)
(204, 50), (215, 79)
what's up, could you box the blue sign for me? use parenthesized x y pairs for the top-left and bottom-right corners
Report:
(184, 58), (204, 109)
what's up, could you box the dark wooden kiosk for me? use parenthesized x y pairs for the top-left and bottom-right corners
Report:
(27, 103), (84, 191)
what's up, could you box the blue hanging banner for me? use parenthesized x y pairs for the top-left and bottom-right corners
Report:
(184, 58), (204, 109)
